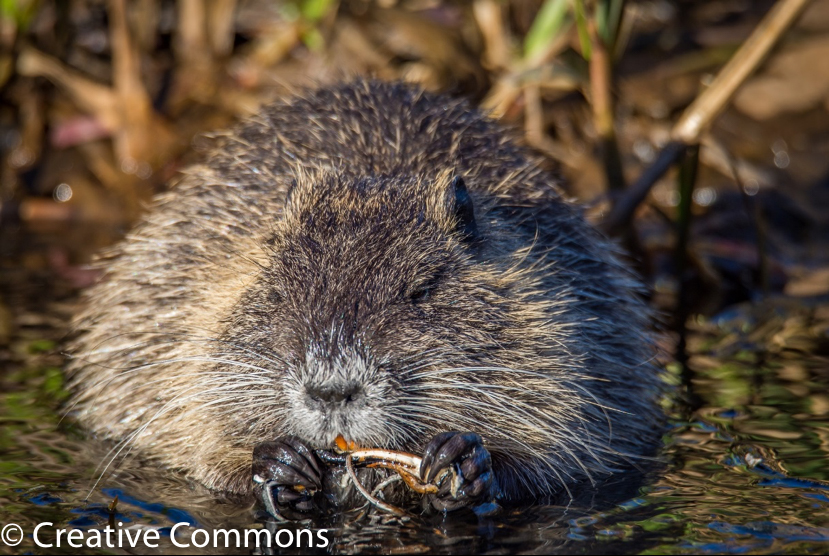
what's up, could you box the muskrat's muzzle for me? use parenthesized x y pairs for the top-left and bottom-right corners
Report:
(304, 381), (366, 408)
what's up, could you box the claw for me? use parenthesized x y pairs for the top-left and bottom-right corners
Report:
(420, 431), (495, 511)
(420, 431), (456, 482)
(252, 437), (325, 518)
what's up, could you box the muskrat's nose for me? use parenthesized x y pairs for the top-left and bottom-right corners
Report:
(305, 383), (364, 406)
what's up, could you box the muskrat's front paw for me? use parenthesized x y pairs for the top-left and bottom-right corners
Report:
(252, 436), (323, 517)
(420, 431), (495, 512)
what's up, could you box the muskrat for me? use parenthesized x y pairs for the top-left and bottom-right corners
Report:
(67, 80), (664, 514)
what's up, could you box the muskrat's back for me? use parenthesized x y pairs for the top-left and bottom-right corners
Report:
(68, 80), (664, 506)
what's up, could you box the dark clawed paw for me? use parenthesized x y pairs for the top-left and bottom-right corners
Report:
(252, 436), (324, 518)
(420, 431), (495, 512)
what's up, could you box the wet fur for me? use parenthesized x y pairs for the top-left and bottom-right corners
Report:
(67, 80), (664, 501)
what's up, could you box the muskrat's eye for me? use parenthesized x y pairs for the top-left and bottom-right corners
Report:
(407, 276), (440, 304)
(409, 286), (431, 303)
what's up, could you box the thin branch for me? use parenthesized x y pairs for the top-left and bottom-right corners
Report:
(600, 0), (813, 235)
(587, 15), (625, 191)
(672, 0), (813, 144)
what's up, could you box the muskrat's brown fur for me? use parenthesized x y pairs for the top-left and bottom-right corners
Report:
(67, 80), (664, 502)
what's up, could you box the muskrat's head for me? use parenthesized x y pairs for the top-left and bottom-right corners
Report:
(220, 168), (547, 451)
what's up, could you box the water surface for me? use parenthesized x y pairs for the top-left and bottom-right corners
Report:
(1, 224), (828, 555)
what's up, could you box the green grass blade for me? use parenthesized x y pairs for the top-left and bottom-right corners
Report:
(301, 0), (335, 22)
(573, 0), (591, 60)
(596, 0), (625, 46)
(524, 0), (571, 62)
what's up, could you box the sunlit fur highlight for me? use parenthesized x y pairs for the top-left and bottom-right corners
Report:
(66, 80), (664, 501)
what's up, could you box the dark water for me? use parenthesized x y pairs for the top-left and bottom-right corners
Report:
(1, 225), (828, 555)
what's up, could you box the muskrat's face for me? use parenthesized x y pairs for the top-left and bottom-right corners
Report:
(223, 171), (517, 451)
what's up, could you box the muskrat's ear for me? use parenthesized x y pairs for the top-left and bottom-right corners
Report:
(450, 176), (479, 242)
(284, 178), (297, 212)
(283, 177), (309, 220)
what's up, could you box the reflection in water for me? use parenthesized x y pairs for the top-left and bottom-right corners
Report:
(1, 227), (828, 554)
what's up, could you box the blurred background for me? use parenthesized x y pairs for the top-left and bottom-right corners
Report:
(2, 0), (829, 330)
(1, 1), (829, 554)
